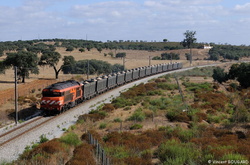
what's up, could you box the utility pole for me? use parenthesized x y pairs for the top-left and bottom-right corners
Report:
(14, 66), (18, 125)
(87, 60), (89, 79)
(149, 56), (151, 66)
(123, 57), (125, 68)
(190, 48), (192, 66)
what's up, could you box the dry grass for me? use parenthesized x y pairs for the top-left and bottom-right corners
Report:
(0, 48), (210, 91)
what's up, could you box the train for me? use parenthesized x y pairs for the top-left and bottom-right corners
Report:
(40, 62), (183, 114)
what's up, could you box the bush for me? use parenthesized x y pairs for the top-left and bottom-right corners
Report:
(67, 143), (95, 165)
(130, 124), (143, 130)
(149, 97), (171, 110)
(166, 111), (190, 122)
(157, 139), (201, 164)
(19, 139), (65, 161)
(79, 110), (107, 122)
(39, 134), (48, 143)
(99, 123), (107, 129)
(60, 132), (81, 146)
(102, 103), (115, 112)
(127, 108), (145, 122)
(212, 67), (228, 83)
(113, 118), (122, 122)
(105, 146), (130, 159)
(197, 91), (229, 110)
(221, 153), (248, 162)
(183, 82), (212, 92)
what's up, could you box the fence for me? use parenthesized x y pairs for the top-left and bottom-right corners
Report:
(88, 132), (111, 165)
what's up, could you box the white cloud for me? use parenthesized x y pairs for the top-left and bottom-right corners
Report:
(234, 3), (250, 13)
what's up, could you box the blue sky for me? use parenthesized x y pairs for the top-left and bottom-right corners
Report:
(1, 0), (250, 45)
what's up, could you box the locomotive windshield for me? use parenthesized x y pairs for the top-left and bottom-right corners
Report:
(42, 91), (63, 97)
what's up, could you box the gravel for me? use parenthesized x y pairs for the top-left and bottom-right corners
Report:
(0, 64), (220, 163)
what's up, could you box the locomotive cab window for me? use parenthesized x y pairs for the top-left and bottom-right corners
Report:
(42, 91), (63, 97)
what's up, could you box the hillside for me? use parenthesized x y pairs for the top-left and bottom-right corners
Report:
(14, 67), (250, 165)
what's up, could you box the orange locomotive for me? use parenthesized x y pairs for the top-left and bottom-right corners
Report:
(40, 80), (83, 113)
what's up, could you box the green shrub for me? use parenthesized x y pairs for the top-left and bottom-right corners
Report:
(207, 115), (221, 123)
(183, 82), (212, 92)
(221, 153), (248, 162)
(60, 132), (81, 146)
(105, 146), (130, 159)
(113, 118), (122, 122)
(130, 124), (143, 130)
(147, 90), (164, 96)
(99, 123), (107, 129)
(149, 97), (171, 110)
(39, 134), (48, 143)
(177, 128), (198, 142)
(157, 139), (201, 165)
(127, 108), (145, 122)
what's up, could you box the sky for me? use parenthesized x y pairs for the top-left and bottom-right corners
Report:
(0, 0), (250, 45)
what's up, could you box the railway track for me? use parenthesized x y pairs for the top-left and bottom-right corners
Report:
(0, 116), (54, 147)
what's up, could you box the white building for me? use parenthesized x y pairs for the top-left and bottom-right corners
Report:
(203, 45), (213, 49)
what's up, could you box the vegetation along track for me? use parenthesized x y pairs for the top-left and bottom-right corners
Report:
(0, 62), (228, 148)
(0, 116), (54, 147)
(0, 61), (246, 160)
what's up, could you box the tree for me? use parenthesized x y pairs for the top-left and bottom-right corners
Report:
(161, 52), (180, 60)
(111, 64), (124, 72)
(39, 50), (62, 79)
(79, 48), (85, 53)
(163, 39), (168, 42)
(185, 53), (191, 60)
(66, 46), (74, 52)
(0, 61), (6, 74)
(180, 30), (197, 65)
(4, 51), (39, 83)
(61, 56), (76, 74)
(116, 52), (126, 58)
(97, 47), (102, 53)
(212, 67), (227, 83)
(228, 63), (250, 88)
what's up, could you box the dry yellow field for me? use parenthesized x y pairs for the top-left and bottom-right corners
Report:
(0, 48), (210, 91)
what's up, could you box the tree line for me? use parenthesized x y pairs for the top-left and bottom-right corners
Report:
(62, 58), (124, 75)
(0, 38), (209, 57)
(209, 45), (250, 61)
(152, 52), (180, 60)
(0, 49), (124, 83)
